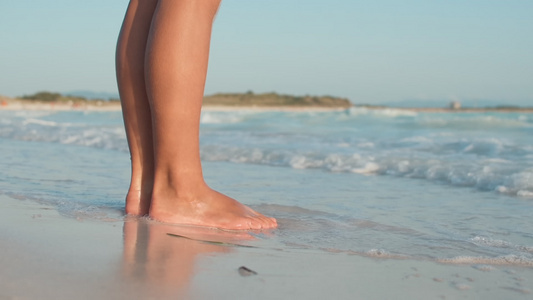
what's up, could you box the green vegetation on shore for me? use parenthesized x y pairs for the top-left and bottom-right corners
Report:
(19, 91), (120, 103)
(203, 91), (352, 108)
(15, 91), (352, 108)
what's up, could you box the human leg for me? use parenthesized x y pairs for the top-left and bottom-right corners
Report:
(145, 0), (277, 229)
(116, 0), (158, 216)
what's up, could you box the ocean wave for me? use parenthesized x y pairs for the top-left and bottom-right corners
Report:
(200, 111), (253, 124)
(13, 110), (56, 118)
(321, 249), (533, 266)
(347, 107), (418, 117)
(199, 145), (533, 197)
(437, 255), (533, 267)
(2, 110), (532, 197)
(0, 114), (128, 151)
(319, 247), (411, 259)
(22, 118), (60, 127)
(470, 236), (533, 254)
(418, 115), (533, 130)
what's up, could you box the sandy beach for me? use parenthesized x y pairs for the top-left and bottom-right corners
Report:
(2, 192), (532, 300)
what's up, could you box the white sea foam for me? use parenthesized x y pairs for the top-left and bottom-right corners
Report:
(470, 236), (533, 254)
(200, 112), (247, 124)
(517, 190), (533, 197)
(198, 145), (533, 196)
(419, 115), (532, 130)
(438, 255), (533, 267)
(13, 111), (55, 118)
(347, 107), (418, 117)
(351, 162), (380, 174)
(1, 109), (532, 197)
(22, 118), (59, 127)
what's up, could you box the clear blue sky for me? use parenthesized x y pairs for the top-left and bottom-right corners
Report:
(1, 0), (532, 105)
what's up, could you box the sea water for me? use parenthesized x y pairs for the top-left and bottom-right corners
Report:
(1, 108), (532, 266)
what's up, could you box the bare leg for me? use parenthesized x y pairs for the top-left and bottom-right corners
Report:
(145, 0), (276, 229)
(117, 0), (277, 229)
(116, 0), (158, 216)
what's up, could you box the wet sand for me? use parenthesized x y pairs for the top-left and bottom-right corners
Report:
(1, 193), (532, 300)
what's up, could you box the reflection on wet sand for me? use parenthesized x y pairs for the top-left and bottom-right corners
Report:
(121, 217), (254, 299)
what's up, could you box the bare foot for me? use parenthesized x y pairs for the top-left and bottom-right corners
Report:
(125, 184), (152, 216)
(149, 184), (277, 230)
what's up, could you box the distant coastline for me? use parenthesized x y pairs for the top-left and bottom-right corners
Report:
(354, 105), (533, 113)
(1, 92), (532, 113)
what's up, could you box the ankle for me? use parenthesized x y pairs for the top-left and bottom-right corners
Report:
(155, 166), (206, 189)
(152, 172), (207, 201)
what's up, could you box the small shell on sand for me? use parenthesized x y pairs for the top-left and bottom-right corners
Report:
(238, 266), (258, 277)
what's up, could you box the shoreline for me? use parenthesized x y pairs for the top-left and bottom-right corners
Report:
(2, 176), (532, 299)
(2, 187), (533, 299)
(2, 97), (533, 113)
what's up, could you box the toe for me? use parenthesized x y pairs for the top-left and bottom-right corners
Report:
(257, 215), (277, 229)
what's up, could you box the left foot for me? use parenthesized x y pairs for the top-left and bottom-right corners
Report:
(125, 182), (152, 216)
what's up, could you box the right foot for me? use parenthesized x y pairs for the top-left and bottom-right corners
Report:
(149, 184), (277, 230)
